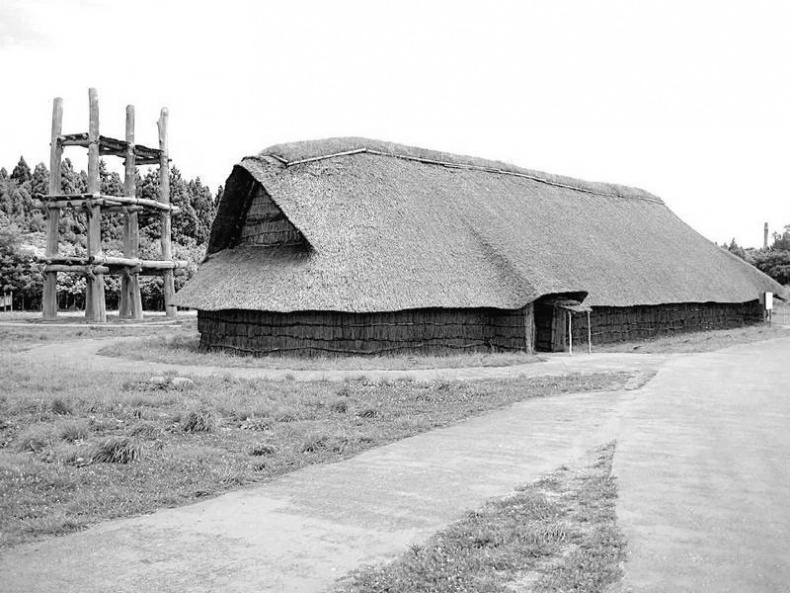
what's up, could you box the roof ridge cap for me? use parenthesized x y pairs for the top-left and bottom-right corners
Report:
(257, 145), (663, 204)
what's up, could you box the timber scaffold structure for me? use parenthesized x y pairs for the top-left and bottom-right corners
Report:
(36, 88), (187, 322)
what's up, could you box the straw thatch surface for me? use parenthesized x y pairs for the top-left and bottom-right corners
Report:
(177, 137), (781, 313)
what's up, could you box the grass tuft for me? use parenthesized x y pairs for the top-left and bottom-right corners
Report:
(127, 421), (165, 439)
(56, 419), (90, 443)
(330, 399), (349, 413)
(249, 443), (277, 457)
(51, 397), (73, 416)
(90, 436), (141, 464)
(180, 409), (214, 433)
(357, 408), (377, 419)
(301, 433), (330, 453)
(12, 425), (57, 453)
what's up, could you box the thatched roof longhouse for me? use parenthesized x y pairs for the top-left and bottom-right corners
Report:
(176, 138), (781, 313)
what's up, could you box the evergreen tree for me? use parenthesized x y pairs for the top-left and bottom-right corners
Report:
(60, 158), (85, 194)
(10, 156), (31, 185)
(31, 162), (49, 197)
(771, 226), (790, 251)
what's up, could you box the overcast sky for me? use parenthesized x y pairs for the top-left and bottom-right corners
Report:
(1, 0), (788, 247)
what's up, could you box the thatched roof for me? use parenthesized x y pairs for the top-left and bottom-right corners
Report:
(177, 138), (782, 312)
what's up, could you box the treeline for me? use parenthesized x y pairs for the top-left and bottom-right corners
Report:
(723, 228), (790, 286)
(0, 155), (220, 311)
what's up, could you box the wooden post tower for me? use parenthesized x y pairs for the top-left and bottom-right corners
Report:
(37, 88), (186, 322)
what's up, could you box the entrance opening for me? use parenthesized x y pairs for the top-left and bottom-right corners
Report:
(533, 294), (590, 353)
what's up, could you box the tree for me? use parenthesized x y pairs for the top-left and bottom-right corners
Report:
(750, 250), (790, 285)
(10, 156), (31, 185)
(723, 239), (747, 260)
(99, 160), (125, 242)
(60, 158), (85, 194)
(0, 225), (40, 309)
(30, 162), (49, 197)
(770, 226), (790, 251)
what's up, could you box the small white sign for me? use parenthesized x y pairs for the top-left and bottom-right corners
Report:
(765, 292), (773, 310)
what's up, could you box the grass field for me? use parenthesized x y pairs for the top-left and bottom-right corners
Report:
(0, 336), (635, 549)
(334, 442), (625, 593)
(0, 313), (195, 353)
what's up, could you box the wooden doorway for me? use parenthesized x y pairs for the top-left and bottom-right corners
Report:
(534, 302), (566, 352)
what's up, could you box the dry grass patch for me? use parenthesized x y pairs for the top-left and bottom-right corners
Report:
(0, 316), (195, 353)
(97, 333), (540, 370)
(593, 323), (788, 354)
(334, 442), (625, 593)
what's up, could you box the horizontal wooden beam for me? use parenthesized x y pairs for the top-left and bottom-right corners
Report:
(40, 255), (189, 269)
(41, 264), (110, 275)
(59, 133), (163, 165)
(35, 193), (180, 213)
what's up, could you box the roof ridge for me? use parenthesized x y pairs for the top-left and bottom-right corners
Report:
(261, 145), (663, 204)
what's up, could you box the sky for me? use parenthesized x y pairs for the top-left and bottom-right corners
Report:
(1, 0), (788, 248)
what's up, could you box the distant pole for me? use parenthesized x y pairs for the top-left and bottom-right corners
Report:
(764, 223), (769, 248)
(43, 97), (63, 319)
(158, 108), (176, 318)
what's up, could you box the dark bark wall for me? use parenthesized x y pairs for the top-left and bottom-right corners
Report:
(569, 301), (763, 347)
(198, 301), (763, 357)
(198, 307), (528, 356)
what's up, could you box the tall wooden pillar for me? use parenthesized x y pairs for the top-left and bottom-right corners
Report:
(158, 108), (176, 318)
(43, 98), (63, 319)
(120, 105), (143, 320)
(523, 302), (535, 354)
(85, 88), (106, 322)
